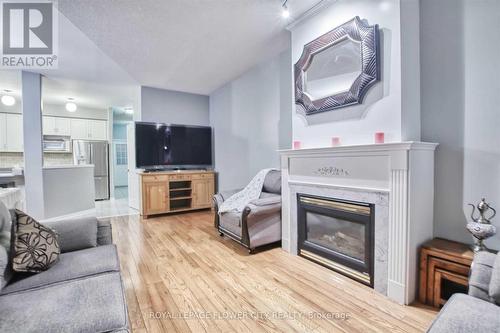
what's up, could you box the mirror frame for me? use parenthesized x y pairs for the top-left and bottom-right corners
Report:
(294, 16), (380, 115)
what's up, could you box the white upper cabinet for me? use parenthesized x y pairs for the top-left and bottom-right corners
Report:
(70, 118), (107, 141)
(43, 116), (71, 136)
(88, 120), (107, 140)
(70, 118), (89, 140)
(4, 114), (23, 152)
(6, 114), (23, 152)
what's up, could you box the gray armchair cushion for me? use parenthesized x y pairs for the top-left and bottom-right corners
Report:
(0, 272), (129, 333)
(489, 253), (500, 305)
(427, 293), (500, 333)
(468, 251), (496, 302)
(1, 244), (120, 295)
(262, 170), (281, 194)
(43, 217), (98, 253)
(248, 195), (281, 207)
(219, 212), (242, 238)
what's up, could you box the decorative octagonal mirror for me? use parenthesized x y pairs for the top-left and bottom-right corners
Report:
(295, 17), (380, 115)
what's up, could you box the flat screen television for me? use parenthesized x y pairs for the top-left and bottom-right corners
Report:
(135, 122), (212, 169)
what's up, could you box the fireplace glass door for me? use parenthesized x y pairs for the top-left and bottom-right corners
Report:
(306, 212), (366, 262)
(297, 194), (374, 287)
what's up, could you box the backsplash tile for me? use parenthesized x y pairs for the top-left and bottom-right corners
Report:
(0, 152), (74, 168)
(44, 153), (74, 166)
(0, 153), (23, 168)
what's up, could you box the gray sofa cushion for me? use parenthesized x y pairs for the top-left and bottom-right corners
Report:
(427, 293), (500, 333)
(1, 244), (120, 295)
(489, 253), (500, 305)
(0, 202), (13, 289)
(43, 216), (98, 253)
(262, 170), (281, 194)
(468, 251), (496, 302)
(0, 272), (129, 333)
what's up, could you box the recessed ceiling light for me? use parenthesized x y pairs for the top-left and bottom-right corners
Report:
(282, 1), (290, 18)
(1, 95), (15, 106)
(65, 98), (77, 112)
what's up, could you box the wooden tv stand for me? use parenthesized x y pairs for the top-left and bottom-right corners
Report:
(139, 170), (215, 218)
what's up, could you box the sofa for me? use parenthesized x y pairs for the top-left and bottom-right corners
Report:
(0, 202), (129, 333)
(213, 170), (282, 253)
(427, 251), (500, 332)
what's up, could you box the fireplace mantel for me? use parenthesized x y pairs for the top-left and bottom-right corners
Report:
(279, 141), (438, 305)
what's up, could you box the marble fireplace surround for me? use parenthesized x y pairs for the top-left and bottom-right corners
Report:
(279, 142), (438, 305)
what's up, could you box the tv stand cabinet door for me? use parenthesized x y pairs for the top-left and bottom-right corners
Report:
(143, 182), (168, 214)
(192, 177), (214, 208)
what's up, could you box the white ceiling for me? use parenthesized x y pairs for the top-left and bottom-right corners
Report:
(0, 70), (137, 112)
(0, 1), (321, 112)
(57, 0), (320, 95)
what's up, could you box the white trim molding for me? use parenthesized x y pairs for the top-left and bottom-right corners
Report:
(280, 141), (438, 304)
(286, 0), (338, 30)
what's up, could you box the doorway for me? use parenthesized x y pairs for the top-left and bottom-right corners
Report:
(111, 107), (133, 201)
(113, 140), (128, 198)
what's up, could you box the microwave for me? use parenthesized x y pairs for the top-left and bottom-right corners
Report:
(43, 135), (72, 153)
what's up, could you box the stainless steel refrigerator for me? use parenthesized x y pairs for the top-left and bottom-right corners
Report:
(72, 140), (109, 200)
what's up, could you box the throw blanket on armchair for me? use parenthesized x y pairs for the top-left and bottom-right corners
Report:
(218, 168), (276, 214)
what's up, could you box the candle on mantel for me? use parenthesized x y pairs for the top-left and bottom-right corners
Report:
(331, 137), (341, 147)
(293, 141), (302, 149)
(374, 132), (385, 144)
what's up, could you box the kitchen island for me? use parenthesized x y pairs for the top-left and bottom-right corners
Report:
(43, 165), (95, 218)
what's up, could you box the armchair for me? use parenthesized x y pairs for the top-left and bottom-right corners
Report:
(213, 170), (281, 253)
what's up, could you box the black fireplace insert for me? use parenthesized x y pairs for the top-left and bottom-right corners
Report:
(297, 193), (375, 287)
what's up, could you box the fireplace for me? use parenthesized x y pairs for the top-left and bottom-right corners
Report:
(297, 194), (375, 287)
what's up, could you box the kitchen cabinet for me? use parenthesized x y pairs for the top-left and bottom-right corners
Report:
(70, 118), (107, 140)
(70, 119), (88, 140)
(43, 116), (70, 136)
(0, 113), (23, 152)
(88, 120), (107, 140)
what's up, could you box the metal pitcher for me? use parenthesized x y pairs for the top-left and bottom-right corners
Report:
(467, 198), (497, 252)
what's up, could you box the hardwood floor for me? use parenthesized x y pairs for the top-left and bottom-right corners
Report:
(111, 210), (437, 333)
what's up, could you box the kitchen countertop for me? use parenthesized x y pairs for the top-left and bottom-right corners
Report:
(0, 172), (16, 178)
(43, 164), (94, 170)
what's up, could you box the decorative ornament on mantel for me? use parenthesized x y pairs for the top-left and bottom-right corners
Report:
(331, 137), (341, 147)
(466, 198), (497, 252)
(374, 132), (385, 144)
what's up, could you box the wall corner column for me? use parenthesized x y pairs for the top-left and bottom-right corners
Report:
(21, 71), (44, 219)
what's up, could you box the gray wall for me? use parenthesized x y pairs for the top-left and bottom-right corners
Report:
(140, 86), (209, 126)
(209, 49), (292, 191)
(421, 0), (500, 250)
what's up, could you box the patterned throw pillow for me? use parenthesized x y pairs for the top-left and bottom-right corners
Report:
(12, 210), (60, 273)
